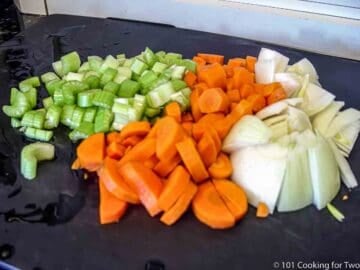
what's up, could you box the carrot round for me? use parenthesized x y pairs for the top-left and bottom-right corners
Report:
(227, 58), (246, 69)
(227, 99), (253, 126)
(197, 53), (224, 65)
(121, 135), (142, 147)
(247, 93), (266, 113)
(119, 121), (151, 140)
(164, 101), (182, 123)
(176, 137), (209, 183)
(208, 152), (233, 179)
(192, 181), (235, 229)
(118, 137), (156, 165)
(158, 165), (191, 211)
(197, 132), (218, 168)
(99, 179), (128, 225)
(267, 87), (287, 105)
(227, 89), (241, 103)
(118, 161), (163, 217)
(98, 157), (139, 204)
(153, 154), (181, 177)
(198, 63), (227, 89)
(156, 116), (185, 161)
(77, 133), (105, 172)
(233, 67), (254, 89)
(160, 180), (197, 226)
(193, 83), (208, 95)
(212, 179), (248, 221)
(198, 88), (230, 114)
(256, 202), (269, 218)
(184, 71), (197, 87)
(190, 88), (204, 122)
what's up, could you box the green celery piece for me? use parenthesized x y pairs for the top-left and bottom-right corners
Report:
(41, 72), (59, 84)
(45, 79), (65, 96)
(4, 88), (31, 118)
(52, 60), (64, 77)
(143, 47), (158, 67)
(116, 53), (126, 60)
(145, 107), (161, 118)
(60, 105), (76, 127)
(103, 81), (120, 94)
(43, 97), (54, 109)
(44, 105), (61, 129)
(100, 67), (118, 87)
(11, 118), (22, 128)
(327, 203), (345, 222)
(77, 89), (101, 108)
(152, 62), (168, 74)
(171, 79), (187, 91)
(84, 75), (100, 89)
(166, 52), (182, 60)
(92, 91), (115, 109)
(146, 81), (175, 108)
(99, 55), (119, 73)
(78, 62), (90, 73)
(53, 88), (65, 106)
(180, 59), (196, 73)
(61, 51), (81, 75)
(21, 142), (55, 180)
(69, 122), (94, 142)
(23, 88), (37, 108)
(117, 66), (132, 79)
(21, 110), (46, 129)
(94, 108), (114, 133)
(62, 81), (89, 94)
(171, 65), (186, 80)
(88, 56), (103, 71)
(118, 79), (140, 98)
(131, 58), (148, 75)
(62, 87), (76, 105)
(84, 70), (100, 79)
(139, 70), (158, 89)
(64, 72), (84, 82)
(131, 73), (141, 82)
(19, 76), (40, 92)
(123, 58), (134, 68)
(155, 51), (166, 57)
(83, 107), (97, 123)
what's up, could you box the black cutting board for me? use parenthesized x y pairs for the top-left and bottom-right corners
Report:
(0, 14), (359, 270)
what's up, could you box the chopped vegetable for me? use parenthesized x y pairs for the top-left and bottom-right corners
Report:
(326, 203), (345, 222)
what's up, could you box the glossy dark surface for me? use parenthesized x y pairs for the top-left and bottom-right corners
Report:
(0, 15), (359, 270)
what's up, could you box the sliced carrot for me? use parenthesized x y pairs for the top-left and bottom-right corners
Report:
(193, 82), (208, 95)
(119, 121), (151, 140)
(144, 155), (159, 170)
(184, 71), (197, 87)
(153, 154), (182, 178)
(164, 101), (182, 123)
(176, 137), (209, 183)
(160, 180), (197, 226)
(267, 87), (287, 105)
(106, 141), (126, 160)
(227, 58), (246, 69)
(256, 202), (269, 218)
(192, 181), (235, 229)
(192, 56), (206, 66)
(118, 161), (163, 217)
(98, 157), (139, 204)
(213, 117), (233, 140)
(227, 89), (241, 103)
(192, 124), (221, 152)
(239, 83), (254, 99)
(71, 158), (81, 170)
(158, 165), (191, 211)
(77, 133), (105, 172)
(106, 131), (119, 145)
(146, 119), (160, 139)
(226, 78), (234, 91)
(156, 116), (185, 160)
(197, 53), (224, 65)
(245, 56), (257, 73)
(198, 63), (227, 89)
(182, 112), (194, 123)
(233, 67), (254, 89)
(198, 88), (230, 114)
(247, 93), (266, 113)
(230, 102), (238, 111)
(121, 135), (143, 147)
(212, 179), (248, 221)
(254, 83), (265, 95)
(181, 122), (193, 136)
(262, 82), (282, 97)
(197, 112), (225, 126)
(190, 88), (204, 122)
(197, 132), (218, 167)
(118, 137), (156, 165)
(208, 152), (232, 179)
(227, 99), (253, 126)
(223, 65), (234, 77)
(99, 179), (128, 225)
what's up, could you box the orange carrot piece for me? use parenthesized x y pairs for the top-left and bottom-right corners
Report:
(118, 161), (163, 217)
(233, 67), (254, 89)
(160, 180), (197, 226)
(212, 179), (248, 221)
(256, 202), (269, 218)
(193, 82), (208, 95)
(121, 135), (142, 147)
(119, 121), (151, 140)
(247, 93), (266, 113)
(223, 65), (234, 78)
(156, 116), (185, 160)
(184, 71), (197, 87)
(158, 165), (191, 211)
(193, 56), (206, 66)
(239, 83), (254, 99)
(106, 131), (119, 145)
(192, 181), (235, 229)
(99, 179), (128, 225)
(181, 122), (193, 136)
(71, 158), (81, 170)
(227, 99), (253, 126)
(164, 101), (182, 123)
(192, 123), (221, 152)
(118, 137), (156, 165)
(144, 155), (160, 170)
(190, 88), (204, 122)
(227, 58), (246, 69)
(77, 133), (105, 172)
(267, 87), (287, 105)
(208, 153), (233, 179)
(227, 89), (241, 103)
(153, 154), (182, 177)
(197, 112), (225, 125)
(182, 112), (194, 123)
(98, 157), (139, 204)
(176, 137), (209, 183)
(254, 83), (266, 95)
(230, 102), (238, 111)
(197, 53), (224, 65)
(198, 63), (227, 89)
(213, 117), (233, 140)
(226, 78), (234, 91)
(245, 56), (257, 72)
(262, 82), (282, 97)
(198, 88), (230, 114)
(197, 132), (218, 167)
(106, 141), (126, 160)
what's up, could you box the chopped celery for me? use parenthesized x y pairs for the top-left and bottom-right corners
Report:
(152, 62), (168, 74)
(327, 203), (345, 222)
(42, 96), (54, 109)
(24, 127), (53, 142)
(52, 60), (64, 77)
(99, 55), (119, 73)
(180, 59), (196, 73)
(143, 47), (157, 67)
(100, 67), (118, 87)
(64, 72), (84, 82)
(2, 88), (30, 118)
(69, 122), (94, 141)
(83, 107), (97, 122)
(171, 79), (187, 91)
(131, 58), (148, 75)
(41, 72), (59, 84)
(145, 107), (161, 118)
(78, 62), (90, 73)
(117, 66), (132, 79)
(11, 118), (21, 128)
(53, 88), (65, 106)
(19, 76), (40, 92)
(62, 81), (89, 94)
(77, 89), (101, 108)
(61, 51), (81, 75)
(21, 110), (46, 129)
(170, 65), (186, 80)
(94, 108), (113, 133)
(123, 58), (134, 68)
(139, 71), (158, 89)
(44, 105), (61, 129)
(92, 91), (115, 109)
(45, 79), (65, 96)
(23, 88), (37, 108)
(88, 56), (103, 71)
(146, 82), (175, 108)
(103, 81), (120, 94)
(118, 79), (140, 98)
(83, 75), (100, 89)
(62, 87), (76, 105)
(21, 142), (55, 180)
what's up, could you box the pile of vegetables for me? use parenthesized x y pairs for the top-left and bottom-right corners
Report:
(2, 46), (359, 229)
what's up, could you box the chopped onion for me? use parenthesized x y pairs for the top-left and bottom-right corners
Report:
(287, 58), (319, 83)
(258, 48), (289, 73)
(274, 72), (302, 97)
(287, 106), (312, 132)
(301, 83), (335, 116)
(333, 120), (360, 155)
(255, 59), (275, 84)
(256, 98), (303, 119)
(326, 108), (360, 137)
(312, 101), (344, 136)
